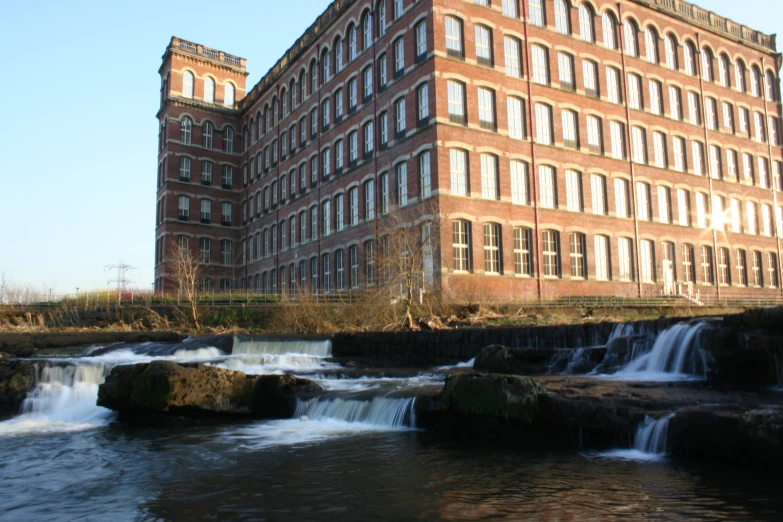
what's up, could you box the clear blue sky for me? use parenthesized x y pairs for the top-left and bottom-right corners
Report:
(0, 0), (780, 293)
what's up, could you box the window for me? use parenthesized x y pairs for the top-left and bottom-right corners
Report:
(529, 0), (544, 26)
(558, 52), (574, 91)
(554, 0), (570, 34)
(583, 59), (598, 98)
(628, 74), (642, 110)
(416, 21), (427, 60)
(542, 230), (560, 277)
(224, 83), (235, 108)
(590, 174), (606, 215)
(364, 241), (375, 285)
(380, 172), (389, 214)
(673, 136), (686, 172)
(511, 161), (529, 205)
(364, 180), (376, 221)
(705, 97), (717, 130)
(636, 181), (651, 220)
(709, 145), (722, 180)
(645, 27), (659, 64)
(394, 37), (405, 76)
(618, 237), (633, 280)
(453, 220), (471, 271)
(477, 87), (496, 130)
(657, 185), (671, 223)
(202, 122), (214, 149)
(480, 154), (498, 200)
(640, 240), (655, 283)
(447, 80), (466, 124)
(379, 111), (388, 146)
(395, 97), (406, 135)
(504, 37), (521, 77)
(450, 149), (468, 196)
(378, 54), (388, 88)
(396, 162), (408, 206)
(531, 45), (549, 85)
(199, 238), (211, 264)
(514, 227), (533, 276)
(221, 165), (233, 189)
(220, 240), (233, 266)
(562, 110), (578, 149)
(336, 249), (345, 290)
(568, 233), (587, 279)
(475, 25), (493, 67)
(483, 223), (501, 274)
(762, 203), (773, 237)
(539, 165), (556, 208)
(687, 91), (701, 125)
(180, 117), (192, 144)
(755, 112), (767, 143)
(610, 121), (625, 160)
(416, 83), (430, 125)
(649, 80), (663, 115)
(601, 12), (616, 50)
(502, 0), (518, 18)
(693, 191), (709, 229)
(735, 61), (746, 93)
(677, 188), (690, 226)
(768, 253), (779, 288)
(692, 141), (704, 176)
(595, 235), (610, 280)
(419, 152), (432, 199)
(586, 115), (603, 154)
(221, 201), (232, 226)
(535, 103), (553, 145)
(182, 71), (194, 98)
(565, 170), (582, 212)
(680, 244), (694, 283)
(623, 19), (638, 57)
(204, 77), (216, 103)
(349, 187), (359, 225)
(653, 131), (667, 168)
(669, 86), (682, 120)
(392, 0), (402, 19)
(631, 127), (647, 164)
(665, 34), (678, 70)
(349, 245), (359, 288)
(606, 67), (621, 104)
(701, 246), (714, 284)
(200, 199), (212, 223)
(445, 17), (463, 58)
(349, 131), (358, 163)
(322, 254), (332, 293)
(507, 97), (525, 140)
(752, 251), (763, 287)
(378, 0), (387, 36)
(739, 107), (750, 136)
(614, 178), (629, 218)
(310, 206), (319, 240)
(729, 198), (741, 232)
(335, 194), (344, 230)
(179, 157), (191, 181)
(579, 5), (594, 43)
(735, 250), (748, 286)
(178, 195), (190, 220)
(364, 122), (375, 156)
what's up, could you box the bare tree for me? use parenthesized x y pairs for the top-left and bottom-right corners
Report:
(370, 199), (444, 329)
(0, 272), (9, 304)
(167, 239), (204, 328)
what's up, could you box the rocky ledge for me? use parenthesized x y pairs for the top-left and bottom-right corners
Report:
(416, 373), (783, 473)
(0, 359), (39, 418)
(97, 360), (322, 422)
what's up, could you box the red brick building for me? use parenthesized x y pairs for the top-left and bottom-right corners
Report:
(155, 0), (783, 301)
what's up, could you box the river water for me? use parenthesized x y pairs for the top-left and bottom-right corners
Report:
(1, 336), (782, 521)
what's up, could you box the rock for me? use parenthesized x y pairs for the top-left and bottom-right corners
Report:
(668, 406), (783, 472)
(439, 373), (540, 422)
(702, 326), (783, 390)
(474, 344), (558, 375)
(97, 361), (322, 420)
(0, 359), (38, 418)
(0, 331), (185, 358)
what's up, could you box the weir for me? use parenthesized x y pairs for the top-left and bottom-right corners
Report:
(616, 322), (710, 380)
(233, 336), (332, 357)
(295, 396), (417, 428)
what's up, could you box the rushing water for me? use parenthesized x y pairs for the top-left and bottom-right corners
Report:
(1, 337), (782, 520)
(596, 414), (674, 462)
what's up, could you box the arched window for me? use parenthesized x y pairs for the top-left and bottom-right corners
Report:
(203, 121), (213, 149)
(665, 33), (678, 70)
(719, 54), (731, 87)
(701, 47), (713, 82)
(289, 79), (297, 110)
(602, 12), (617, 50)
(554, 0), (570, 35)
(309, 59), (318, 94)
(299, 69), (307, 101)
(349, 24), (358, 61)
(569, 232), (587, 278)
(683, 41), (696, 75)
(224, 126), (234, 153)
(644, 26), (658, 64)
(204, 77), (215, 103)
(452, 219), (472, 272)
(766, 70), (777, 101)
(334, 36), (343, 72)
(272, 96), (279, 125)
(362, 11), (373, 49)
(542, 230), (561, 277)
(377, 0), (387, 37)
(180, 116), (192, 144)
(578, 4), (594, 43)
(280, 87), (288, 118)
(623, 19), (638, 57)
(224, 83), (235, 108)
(483, 223), (502, 274)
(735, 60), (746, 93)
(751, 65), (762, 97)
(182, 71), (194, 98)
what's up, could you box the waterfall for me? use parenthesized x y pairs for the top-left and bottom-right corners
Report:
(633, 414), (673, 455)
(295, 396), (417, 428)
(0, 363), (114, 435)
(233, 337), (332, 357)
(617, 322), (709, 380)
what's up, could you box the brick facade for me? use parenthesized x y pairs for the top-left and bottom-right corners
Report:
(155, 0), (783, 301)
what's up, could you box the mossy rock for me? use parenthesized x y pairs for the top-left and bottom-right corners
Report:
(439, 373), (540, 422)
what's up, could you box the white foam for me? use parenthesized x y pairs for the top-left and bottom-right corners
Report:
(435, 358), (475, 371)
